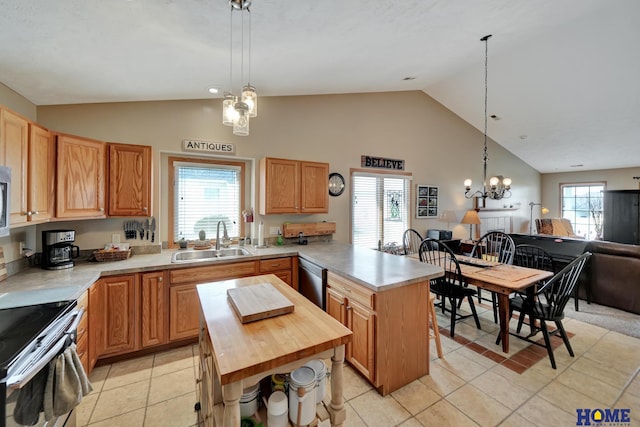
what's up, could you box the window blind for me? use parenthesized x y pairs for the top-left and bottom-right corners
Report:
(351, 171), (411, 249)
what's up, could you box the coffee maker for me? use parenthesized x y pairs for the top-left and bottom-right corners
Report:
(41, 230), (80, 270)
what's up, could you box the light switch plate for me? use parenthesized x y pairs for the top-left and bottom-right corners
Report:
(112, 234), (121, 244)
(269, 226), (280, 236)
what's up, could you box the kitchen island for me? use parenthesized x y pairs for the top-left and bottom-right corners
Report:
(197, 274), (352, 427)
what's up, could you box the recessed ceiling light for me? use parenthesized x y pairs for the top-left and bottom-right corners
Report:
(490, 114), (501, 120)
(402, 77), (416, 81)
(519, 135), (528, 140)
(570, 164), (584, 168)
(208, 87), (219, 94)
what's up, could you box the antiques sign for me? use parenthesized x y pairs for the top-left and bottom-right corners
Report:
(182, 139), (235, 155)
(361, 155), (405, 171)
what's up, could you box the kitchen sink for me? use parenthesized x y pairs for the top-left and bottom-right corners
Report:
(171, 247), (250, 263)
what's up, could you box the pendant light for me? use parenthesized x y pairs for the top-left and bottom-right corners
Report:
(464, 35), (512, 200)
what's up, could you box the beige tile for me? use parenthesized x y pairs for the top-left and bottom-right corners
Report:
(626, 375), (640, 398)
(499, 412), (534, 427)
(555, 365), (620, 406)
(102, 355), (154, 391)
(87, 408), (145, 427)
(349, 389), (412, 427)
(538, 381), (609, 415)
(569, 356), (634, 390)
(616, 392), (640, 423)
(153, 346), (195, 377)
(584, 332), (640, 374)
(87, 365), (110, 393)
(144, 391), (199, 427)
(391, 379), (441, 415)
(470, 370), (534, 410)
(514, 395), (576, 426)
(434, 349), (488, 382)
(414, 399), (478, 427)
(148, 367), (197, 405)
(446, 384), (511, 427)
(490, 364), (550, 394)
(343, 402), (368, 427)
(76, 392), (98, 426)
(342, 366), (373, 401)
(90, 380), (149, 423)
(454, 345), (498, 369)
(419, 364), (466, 397)
(398, 417), (424, 427)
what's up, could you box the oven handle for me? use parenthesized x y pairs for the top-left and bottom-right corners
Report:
(6, 308), (84, 390)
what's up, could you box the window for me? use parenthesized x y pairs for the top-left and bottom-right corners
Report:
(561, 182), (605, 239)
(351, 170), (411, 249)
(168, 157), (245, 245)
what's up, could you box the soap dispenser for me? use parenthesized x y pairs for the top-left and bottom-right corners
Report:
(276, 230), (284, 246)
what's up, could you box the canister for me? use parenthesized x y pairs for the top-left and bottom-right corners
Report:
(288, 366), (316, 426)
(267, 390), (288, 427)
(303, 359), (328, 404)
(239, 383), (260, 418)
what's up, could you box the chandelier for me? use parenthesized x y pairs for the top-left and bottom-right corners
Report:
(221, 0), (258, 136)
(464, 35), (512, 200)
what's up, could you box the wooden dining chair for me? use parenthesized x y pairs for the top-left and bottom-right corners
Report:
(497, 252), (592, 369)
(470, 231), (516, 323)
(419, 238), (481, 338)
(402, 228), (423, 255)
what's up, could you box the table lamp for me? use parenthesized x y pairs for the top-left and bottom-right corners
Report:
(461, 210), (481, 240)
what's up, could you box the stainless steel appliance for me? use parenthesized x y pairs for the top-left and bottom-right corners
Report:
(298, 258), (327, 309)
(41, 231), (79, 270)
(1, 301), (83, 427)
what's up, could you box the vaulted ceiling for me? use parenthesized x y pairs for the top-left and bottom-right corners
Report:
(1, 0), (638, 173)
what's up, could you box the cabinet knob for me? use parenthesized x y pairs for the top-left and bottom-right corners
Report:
(99, 208), (104, 212)
(158, 277), (163, 282)
(143, 207), (148, 211)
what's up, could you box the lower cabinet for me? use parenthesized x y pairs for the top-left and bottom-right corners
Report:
(141, 271), (169, 348)
(88, 282), (104, 372)
(259, 257), (298, 290)
(75, 290), (90, 374)
(102, 274), (138, 356)
(326, 271), (430, 395)
(196, 319), (216, 427)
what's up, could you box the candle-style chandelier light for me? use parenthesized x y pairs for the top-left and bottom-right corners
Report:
(464, 35), (512, 200)
(222, 0), (257, 136)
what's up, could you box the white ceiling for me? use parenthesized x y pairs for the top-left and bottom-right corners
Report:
(1, 0), (639, 173)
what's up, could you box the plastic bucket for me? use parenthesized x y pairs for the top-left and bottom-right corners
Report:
(303, 359), (328, 404)
(288, 366), (316, 426)
(239, 383), (260, 418)
(267, 390), (288, 427)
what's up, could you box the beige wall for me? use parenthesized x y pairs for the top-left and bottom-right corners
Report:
(541, 167), (640, 217)
(1, 90), (540, 260)
(0, 82), (37, 120)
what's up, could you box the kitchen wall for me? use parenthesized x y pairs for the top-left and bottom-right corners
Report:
(3, 88), (542, 262)
(541, 167), (640, 216)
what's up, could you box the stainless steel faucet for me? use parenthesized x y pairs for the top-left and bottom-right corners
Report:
(216, 221), (230, 250)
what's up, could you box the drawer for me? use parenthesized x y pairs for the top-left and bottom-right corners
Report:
(170, 260), (258, 284)
(259, 257), (292, 273)
(76, 312), (88, 341)
(327, 271), (376, 310)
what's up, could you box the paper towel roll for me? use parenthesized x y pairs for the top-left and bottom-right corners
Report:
(257, 221), (264, 247)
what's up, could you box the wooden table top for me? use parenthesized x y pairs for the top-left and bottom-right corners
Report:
(197, 274), (352, 386)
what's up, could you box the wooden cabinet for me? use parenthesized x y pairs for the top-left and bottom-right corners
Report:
(76, 290), (90, 374)
(56, 133), (106, 218)
(140, 271), (168, 348)
(326, 271), (430, 395)
(108, 143), (152, 217)
(259, 256), (298, 290)
(101, 274), (138, 356)
(88, 282), (104, 372)
(259, 157), (329, 215)
(0, 108), (28, 225)
(604, 190), (640, 245)
(197, 319), (217, 427)
(169, 260), (258, 341)
(28, 124), (55, 222)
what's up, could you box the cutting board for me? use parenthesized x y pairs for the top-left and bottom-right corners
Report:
(227, 282), (294, 323)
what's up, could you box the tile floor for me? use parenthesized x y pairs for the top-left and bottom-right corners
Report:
(76, 302), (640, 427)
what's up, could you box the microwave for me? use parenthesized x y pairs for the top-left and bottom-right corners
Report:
(0, 166), (10, 237)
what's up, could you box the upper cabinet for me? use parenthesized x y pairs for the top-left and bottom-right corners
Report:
(259, 157), (329, 215)
(0, 108), (29, 225)
(108, 143), (152, 217)
(56, 133), (106, 219)
(28, 124), (55, 222)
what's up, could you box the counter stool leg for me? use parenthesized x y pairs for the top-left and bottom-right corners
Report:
(429, 294), (443, 358)
(329, 344), (347, 427)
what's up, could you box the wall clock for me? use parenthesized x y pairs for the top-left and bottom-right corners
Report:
(328, 172), (345, 196)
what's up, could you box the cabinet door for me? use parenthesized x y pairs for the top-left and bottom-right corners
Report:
(604, 191), (640, 245)
(260, 157), (300, 214)
(326, 288), (347, 325)
(141, 271), (168, 348)
(347, 299), (376, 382)
(56, 134), (106, 218)
(102, 275), (138, 355)
(28, 124), (55, 221)
(108, 143), (152, 216)
(300, 161), (329, 213)
(169, 283), (201, 341)
(88, 281), (105, 371)
(0, 109), (28, 225)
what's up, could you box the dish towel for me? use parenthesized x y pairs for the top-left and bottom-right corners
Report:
(43, 343), (93, 421)
(13, 365), (49, 426)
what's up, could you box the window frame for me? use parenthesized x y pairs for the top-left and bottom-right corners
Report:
(559, 181), (606, 240)
(167, 156), (246, 248)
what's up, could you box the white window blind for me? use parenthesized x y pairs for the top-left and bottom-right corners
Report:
(351, 171), (411, 250)
(173, 161), (241, 241)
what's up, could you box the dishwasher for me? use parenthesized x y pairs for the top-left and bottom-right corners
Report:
(298, 258), (327, 310)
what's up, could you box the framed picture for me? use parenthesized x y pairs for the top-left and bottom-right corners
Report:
(416, 185), (438, 218)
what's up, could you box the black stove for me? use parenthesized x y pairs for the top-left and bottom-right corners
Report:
(0, 301), (75, 380)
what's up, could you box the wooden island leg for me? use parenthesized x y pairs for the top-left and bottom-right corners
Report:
(222, 381), (242, 427)
(328, 344), (347, 427)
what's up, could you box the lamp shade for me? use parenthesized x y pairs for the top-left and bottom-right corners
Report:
(440, 210), (458, 224)
(460, 210), (481, 225)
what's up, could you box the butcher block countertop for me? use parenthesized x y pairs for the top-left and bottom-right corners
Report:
(0, 241), (442, 309)
(197, 274), (352, 385)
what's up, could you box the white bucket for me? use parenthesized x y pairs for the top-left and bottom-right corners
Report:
(267, 390), (288, 427)
(288, 366), (316, 426)
(303, 359), (328, 404)
(239, 383), (260, 418)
